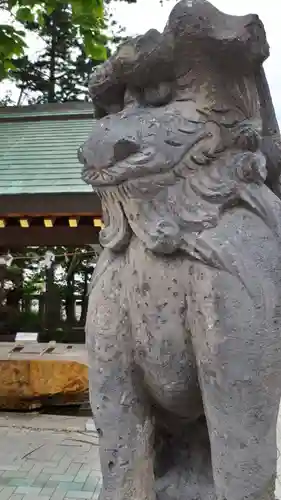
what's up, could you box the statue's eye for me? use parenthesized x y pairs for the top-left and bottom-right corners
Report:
(93, 101), (125, 118)
(143, 83), (172, 107)
(93, 104), (108, 119)
(94, 104), (108, 120)
(124, 88), (139, 108)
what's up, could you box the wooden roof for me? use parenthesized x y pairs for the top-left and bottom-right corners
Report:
(0, 102), (94, 195)
(0, 103), (103, 246)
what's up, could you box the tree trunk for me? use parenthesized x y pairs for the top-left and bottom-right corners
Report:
(48, 14), (56, 102)
(65, 275), (76, 327)
(45, 263), (60, 332)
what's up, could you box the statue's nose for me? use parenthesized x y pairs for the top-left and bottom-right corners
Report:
(78, 137), (140, 170)
(113, 139), (140, 162)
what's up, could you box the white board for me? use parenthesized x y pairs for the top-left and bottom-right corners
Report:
(15, 332), (38, 342)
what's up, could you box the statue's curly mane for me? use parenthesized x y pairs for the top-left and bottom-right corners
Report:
(98, 148), (268, 262)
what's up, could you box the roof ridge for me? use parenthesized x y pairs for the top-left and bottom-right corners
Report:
(0, 102), (94, 121)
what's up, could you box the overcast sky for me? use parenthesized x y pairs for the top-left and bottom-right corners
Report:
(1, 0), (280, 122)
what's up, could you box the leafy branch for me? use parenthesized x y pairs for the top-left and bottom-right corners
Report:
(0, 0), (106, 80)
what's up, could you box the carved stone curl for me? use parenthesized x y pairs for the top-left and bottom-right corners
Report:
(79, 2), (281, 500)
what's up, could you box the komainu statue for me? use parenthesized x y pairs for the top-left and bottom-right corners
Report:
(79, 1), (281, 499)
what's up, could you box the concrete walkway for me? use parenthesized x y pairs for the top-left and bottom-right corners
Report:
(0, 412), (281, 499)
(0, 414), (101, 500)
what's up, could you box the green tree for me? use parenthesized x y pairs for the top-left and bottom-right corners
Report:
(0, 0), (105, 81)
(10, 4), (108, 103)
(0, 246), (98, 337)
(0, 89), (13, 105)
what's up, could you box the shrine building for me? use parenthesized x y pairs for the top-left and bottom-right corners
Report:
(0, 102), (102, 248)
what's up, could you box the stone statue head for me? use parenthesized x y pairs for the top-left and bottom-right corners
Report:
(79, 0), (274, 257)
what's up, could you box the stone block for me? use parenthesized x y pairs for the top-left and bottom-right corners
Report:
(0, 347), (88, 410)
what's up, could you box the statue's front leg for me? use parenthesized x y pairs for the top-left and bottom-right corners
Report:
(187, 209), (281, 500)
(86, 252), (155, 500)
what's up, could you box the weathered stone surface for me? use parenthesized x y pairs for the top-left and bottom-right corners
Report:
(79, 2), (281, 500)
(0, 344), (88, 410)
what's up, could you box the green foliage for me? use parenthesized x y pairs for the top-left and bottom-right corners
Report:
(0, 246), (98, 336)
(2, 0), (122, 103)
(0, 0), (105, 81)
(0, 89), (14, 105)
(0, 23), (26, 79)
(7, 2), (110, 103)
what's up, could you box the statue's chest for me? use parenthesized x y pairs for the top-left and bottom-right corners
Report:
(124, 240), (188, 342)
(123, 240), (201, 418)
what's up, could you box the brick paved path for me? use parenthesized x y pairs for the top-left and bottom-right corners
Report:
(0, 412), (281, 500)
(0, 425), (101, 500)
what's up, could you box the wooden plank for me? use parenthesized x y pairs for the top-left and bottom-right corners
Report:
(0, 193), (101, 217)
(0, 342), (87, 362)
(0, 112), (94, 123)
(0, 225), (100, 247)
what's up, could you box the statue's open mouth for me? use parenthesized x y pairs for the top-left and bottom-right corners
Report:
(80, 119), (209, 190)
(81, 149), (180, 189)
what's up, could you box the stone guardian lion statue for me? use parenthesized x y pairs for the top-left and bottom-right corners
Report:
(79, 1), (281, 500)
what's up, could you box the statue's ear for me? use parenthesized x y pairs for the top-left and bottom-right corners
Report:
(255, 65), (281, 194)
